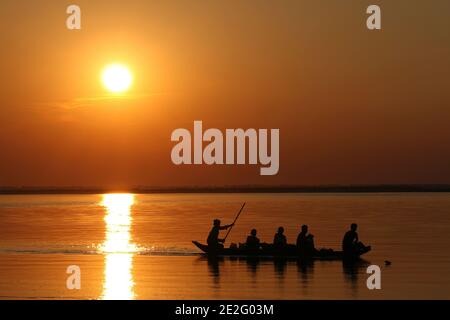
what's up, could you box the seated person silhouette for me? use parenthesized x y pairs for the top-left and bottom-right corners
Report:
(342, 223), (370, 255)
(245, 229), (261, 250)
(296, 224), (316, 254)
(273, 226), (287, 248)
(207, 219), (234, 249)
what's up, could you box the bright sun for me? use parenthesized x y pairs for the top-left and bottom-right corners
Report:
(102, 64), (133, 93)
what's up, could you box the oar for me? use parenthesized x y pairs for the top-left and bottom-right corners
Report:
(223, 202), (246, 243)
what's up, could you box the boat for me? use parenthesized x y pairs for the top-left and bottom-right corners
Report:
(192, 241), (371, 260)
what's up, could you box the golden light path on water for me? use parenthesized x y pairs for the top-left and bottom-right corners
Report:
(100, 194), (137, 300)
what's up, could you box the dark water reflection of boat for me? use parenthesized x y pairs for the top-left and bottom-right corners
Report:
(342, 259), (371, 296)
(274, 259), (288, 278)
(206, 256), (222, 287)
(199, 256), (368, 290)
(297, 259), (315, 284)
(246, 257), (260, 275)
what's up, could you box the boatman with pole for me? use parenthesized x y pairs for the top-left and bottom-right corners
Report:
(207, 203), (246, 249)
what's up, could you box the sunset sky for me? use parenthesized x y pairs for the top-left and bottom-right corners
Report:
(1, 0), (449, 188)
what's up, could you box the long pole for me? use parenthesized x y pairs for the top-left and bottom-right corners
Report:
(223, 202), (246, 242)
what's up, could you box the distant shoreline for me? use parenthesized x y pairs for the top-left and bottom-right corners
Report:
(0, 185), (449, 195)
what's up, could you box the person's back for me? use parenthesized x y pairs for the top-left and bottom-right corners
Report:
(207, 219), (234, 248)
(297, 225), (315, 254)
(296, 225), (308, 247)
(273, 227), (287, 247)
(207, 225), (221, 246)
(297, 232), (306, 246)
(246, 229), (261, 250)
(342, 223), (358, 253)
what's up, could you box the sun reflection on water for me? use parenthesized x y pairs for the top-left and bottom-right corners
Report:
(100, 193), (136, 300)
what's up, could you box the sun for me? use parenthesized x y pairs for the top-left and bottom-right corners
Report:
(102, 64), (133, 93)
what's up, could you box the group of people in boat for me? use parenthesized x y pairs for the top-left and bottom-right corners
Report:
(207, 219), (367, 255)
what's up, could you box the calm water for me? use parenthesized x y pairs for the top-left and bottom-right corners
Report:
(0, 193), (449, 299)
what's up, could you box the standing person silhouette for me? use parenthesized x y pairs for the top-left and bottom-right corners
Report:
(207, 219), (234, 249)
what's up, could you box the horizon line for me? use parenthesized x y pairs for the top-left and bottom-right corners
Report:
(1, 184), (450, 194)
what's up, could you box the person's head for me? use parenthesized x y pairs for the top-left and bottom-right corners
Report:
(251, 229), (257, 236)
(213, 219), (221, 227)
(277, 226), (284, 234)
(351, 223), (357, 232)
(301, 224), (308, 233)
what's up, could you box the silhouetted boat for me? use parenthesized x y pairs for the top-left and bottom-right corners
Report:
(192, 241), (370, 260)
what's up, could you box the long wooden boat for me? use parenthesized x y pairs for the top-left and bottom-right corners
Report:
(192, 241), (371, 260)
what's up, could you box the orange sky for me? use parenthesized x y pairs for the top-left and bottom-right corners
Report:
(1, 0), (450, 188)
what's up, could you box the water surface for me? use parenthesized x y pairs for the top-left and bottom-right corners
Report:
(0, 193), (449, 299)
